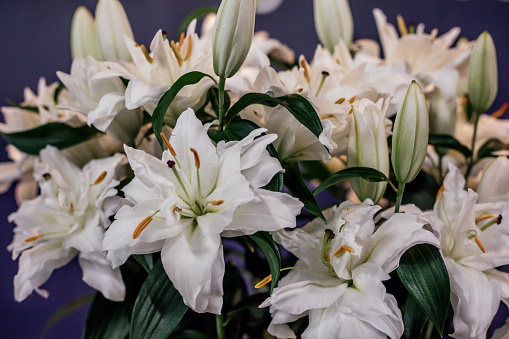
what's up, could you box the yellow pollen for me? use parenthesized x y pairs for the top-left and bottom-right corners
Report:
(170, 40), (183, 67)
(140, 44), (153, 63)
(160, 133), (177, 156)
(335, 98), (346, 104)
(475, 214), (496, 224)
(133, 216), (153, 239)
(492, 103), (508, 119)
(178, 32), (185, 51)
(94, 171), (107, 185)
(211, 200), (224, 206)
(474, 236), (486, 253)
(134, 42), (139, 47)
(348, 96), (357, 104)
(334, 245), (354, 257)
(255, 274), (272, 289)
(184, 35), (192, 62)
(190, 148), (200, 169)
(347, 206), (350, 211)
(436, 184), (444, 200)
(300, 58), (310, 83)
(397, 15), (408, 35)
(69, 203), (74, 214)
(24, 234), (44, 242)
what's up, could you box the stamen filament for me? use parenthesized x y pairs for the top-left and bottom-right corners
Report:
(184, 34), (192, 62)
(254, 267), (301, 289)
(178, 32), (185, 51)
(94, 171), (107, 185)
(300, 58), (311, 83)
(133, 210), (160, 239)
(140, 44), (153, 63)
(492, 103), (508, 119)
(334, 245), (354, 257)
(160, 133), (181, 168)
(190, 148), (203, 203)
(436, 184), (444, 200)
(474, 236), (486, 253)
(314, 71), (329, 97)
(170, 40), (183, 67)
(479, 215), (503, 232)
(24, 234), (44, 242)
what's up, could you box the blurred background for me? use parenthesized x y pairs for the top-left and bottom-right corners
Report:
(0, 0), (508, 337)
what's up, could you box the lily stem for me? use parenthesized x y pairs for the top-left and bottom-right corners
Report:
(218, 76), (226, 132)
(216, 313), (225, 339)
(464, 111), (480, 182)
(394, 182), (406, 213)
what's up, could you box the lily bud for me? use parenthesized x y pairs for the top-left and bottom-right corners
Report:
(468, 31), (498, 113)
(347, 99), (390, 203)
(392, 81), (429, 184)
(71, 7), (100, 59)
(477, 156), (509, 203)
(313, 0), (354, 53)
(212, 0), (256, 78)
(428, 89), (456, 156)
(95, 0), (134, 61)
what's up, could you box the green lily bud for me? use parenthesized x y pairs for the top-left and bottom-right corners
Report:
(392, 81), (429, 184)
(70, 7), (100, 59)
(212, 0), (256, 78)
(428, 89), (456, 156)
(95, 0), (134, 61)
(468, 31), (498, 113)
(313, 0), (354, 53)
(347, 99), (390, 203)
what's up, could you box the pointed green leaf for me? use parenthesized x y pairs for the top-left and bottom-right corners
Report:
(284, 162), (325, 220)
(397, 244), (450, 337)
(41, 293), (94, 338)
(178, 6), (218, 36)
(133, 254), (154, 273)
(313, 167), (389, 196)
(130, 259), (188, 339)
(248, 232), (281, 293)
(223, 293), (270, 326)
(152, 71), (217, 149)
(224, 93), (280, 125)
(428, 134), (471, 158)
(83, 260), (147, 339)
(476, 138), (509, 159)
(1, 123), (100, 155)
(403, 295), (428, 339)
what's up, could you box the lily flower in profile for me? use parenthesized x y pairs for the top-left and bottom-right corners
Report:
(103, 108), (303, 314)
(8, 146), (127, 302)
(260, 200), (439, 338)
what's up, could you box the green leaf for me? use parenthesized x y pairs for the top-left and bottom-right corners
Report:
(41, 293), (94, 338)
(248, 232), (281, 293)
(313, 167), (389, 197)
(224, 93), (324, 142)
(152, 71), (217, 149)
(1, 123), (100, 155)
(397, 244), (450, 337)
(6, 98), (39, 112)
(223, 293), (269, 327)
(476, 138), (509, 159)
(284, 162), (325, 220)
(178, 6), (217, 36)
(130, 259), (188, 339)
(133, 254), (154, 273)
(403, 295), (428, 339)
(83, 259), (147, 339)
(428, 134), (471, 158)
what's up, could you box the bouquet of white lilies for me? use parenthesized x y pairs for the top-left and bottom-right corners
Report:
(4, 0), (509, 338)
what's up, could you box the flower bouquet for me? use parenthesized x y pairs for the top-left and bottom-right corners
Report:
(3, 0), (509, 338)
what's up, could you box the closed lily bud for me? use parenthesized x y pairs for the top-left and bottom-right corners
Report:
(71, 7), (100, 59)
(313, 0), (354, 53)
(212, 0), (256, 78)
(392, 81), (429, 184)
(428, 89), (456, 156)
(347, 99), (390, 203)
(468, 31), (498, 113)
(95, 0), (134, 61)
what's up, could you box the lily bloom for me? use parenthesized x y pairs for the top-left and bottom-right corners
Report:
(103, 108), (303, 314)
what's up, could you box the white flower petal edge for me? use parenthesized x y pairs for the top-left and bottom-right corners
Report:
(261, 200), (438, 338)
(8, 146), (127, 302)
(103, 108), (303, 314)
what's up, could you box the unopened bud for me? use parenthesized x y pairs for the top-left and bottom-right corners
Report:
(95, 0), (134, 61)
(313, 0), (354, 53)
(468, 31), (498, 113)
(71, 6), (100, 59)
(391, 81), (429, 184)
(428, 89), (456, 156)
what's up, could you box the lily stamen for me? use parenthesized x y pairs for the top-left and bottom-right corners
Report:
(178, 32), (185, 51)
(300, 58), (311, 83)
(436, 185), (444, 200)
(475, 236), (486, 253)
(478, 214), (503, 232)
(24, 234), (44, 242)
(94, 171), (107, 185)
(397, 15), (408, 35)
(335, 98), (346, 104)
(140, 44), (153, 63)
(160, 133), (182, 168)
(210, 200), (224, 206)
(348, 96), (357, 104)
(492, 103), (508, 119)
(133, 210), (160, 239)
(184, 34), (192, 62)
(170, 40), (184, 67)
(171, 205), (182, 217)
(334, 245), (354, 257)
(255, 267), (301, 289)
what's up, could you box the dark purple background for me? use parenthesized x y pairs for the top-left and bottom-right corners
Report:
(1, 1), (508, 337)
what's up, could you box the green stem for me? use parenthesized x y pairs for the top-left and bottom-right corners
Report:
(464, 111), (480, 181)
(394, 182), (406, 213)
(218, 76), (226, 132)
(438, 154), (444, 185)
(216, 313), (225, 339)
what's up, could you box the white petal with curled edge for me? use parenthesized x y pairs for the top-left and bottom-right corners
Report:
(79, 256), (125, 301)
(125, 79), (168, 110)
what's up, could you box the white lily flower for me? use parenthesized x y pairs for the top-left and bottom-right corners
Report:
(94, 0), (134, 61)
(103, 108), (303, 314)
(261, 200), (440, 338)
(57, 56), (143, 144)
(8, 146), (127, 302)
(424, 164), (509, 338)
